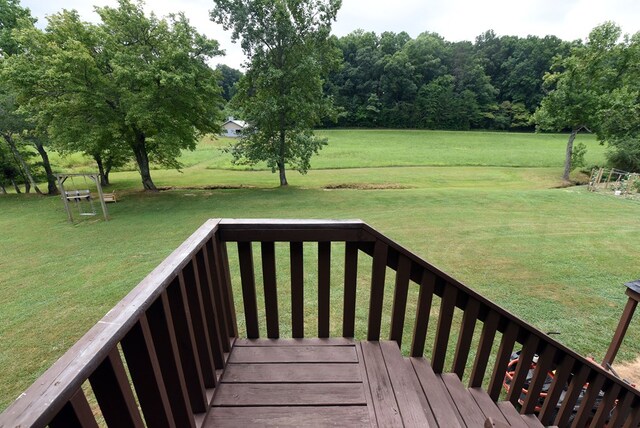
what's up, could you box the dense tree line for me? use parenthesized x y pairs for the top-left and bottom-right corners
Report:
(325, 29), (573, 130)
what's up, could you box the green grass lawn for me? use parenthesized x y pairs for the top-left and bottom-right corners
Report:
(1, 129), (638, 412)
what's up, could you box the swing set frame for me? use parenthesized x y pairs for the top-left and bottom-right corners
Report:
(55, 173), (110, 222)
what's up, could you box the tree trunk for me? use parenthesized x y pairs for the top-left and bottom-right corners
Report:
(34, 141), (58, 195)
(563, 128), (579, 181)
(0, 183), (6, 194)
(3, 133), (42, 194)
(131, 129), (157, 191)
(10, 178), (20, 193)
(94, 154), (108, 186)
(278, 120), (288, 187)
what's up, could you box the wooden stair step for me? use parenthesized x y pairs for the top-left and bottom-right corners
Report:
(205, 406), (371, 427)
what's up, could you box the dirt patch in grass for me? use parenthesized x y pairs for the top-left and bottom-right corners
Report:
(323, 183), (411, 190)
(157, 184), (256, 191)
(612, 356), (640, 386)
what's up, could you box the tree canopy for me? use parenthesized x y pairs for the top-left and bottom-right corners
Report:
(211, 0), (342, 186)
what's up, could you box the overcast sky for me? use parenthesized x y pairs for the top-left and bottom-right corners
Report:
(22, 0), (640, 69)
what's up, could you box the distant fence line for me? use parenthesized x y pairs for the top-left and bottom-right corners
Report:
(588, 167), (640, 195)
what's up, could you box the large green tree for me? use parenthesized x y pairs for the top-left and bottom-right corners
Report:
(5, 0), (225, 191)
(212, 0), (341, 186)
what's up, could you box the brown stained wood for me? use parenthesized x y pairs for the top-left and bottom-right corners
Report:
(234, 337), (355, 346)
(206, 238), (231, 353)
(603, 293), (638, 367)
(318, 242), (331, 338)
(507, 334), (539, 406)
(289, 242), (304, 338)
(496, 401), (529, 428)
(521, 414), (544, 428)
(222, 363), (361, 383)
(343, 242), (359, 338)
(521, 344), (556, 415)
(237, 241), (259, 339)
(624, 401), (640, 428)
(354, 342), (378, 428)
(389, 255), (411, 347)
(215, 238), (238, 338)
(367, 241), (388, 341)
(181, 265), (217, 388)
(432, 284), (457, 374)
(167, 278), (209, 413)
(147, 295), (196, 428)
(572, 374), (606, 428)
(608, 390), (635, 428)
(359, 341), (404, 427)
(378, 341), (435, 426)
(121, 315), (175, 428)
(48, 389), (99, 428)
(88, 349), (145, 428)
(219, 228), (370, 243)
(197, 245), (225, 369)
(538, 354), (575, 426)
(470, 310), (500, 388)
(204, 406), (370, 427)
(488, 322), (519, 401)
(261, 242), (280, 339)
(452, 298), (481, 379)
(411, 270), (436, 357)
(591, 382), (621, 428)
(469, 387), (509, 426)
(228, 345), (357, 363)
(441, 372), (488, 427)
(410, 357), (463, 427)
(554, 364), (590, 427)
(212, 383), (366, 406)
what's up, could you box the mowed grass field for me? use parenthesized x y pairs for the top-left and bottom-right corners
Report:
(1, 129), (638, 412)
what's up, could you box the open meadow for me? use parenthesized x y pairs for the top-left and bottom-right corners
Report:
(1, 129), (639, 411)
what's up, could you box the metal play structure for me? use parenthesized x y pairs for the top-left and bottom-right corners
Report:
(55, 173), (109, 222)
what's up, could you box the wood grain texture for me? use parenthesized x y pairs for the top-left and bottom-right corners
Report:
(212, 383), (366, 406)
(204, 406), (370, 427)
(221, 363), (361, 383)
(228, 345), (358, 363)
(261, 242), (279, 339)
(410, 357), (463, 427)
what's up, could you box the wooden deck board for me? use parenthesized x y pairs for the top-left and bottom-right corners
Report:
(212, 383), (366, 406)
(411, 357), (464, 427)
(228, 345), (357, 363)
(221, 362), (362, 383)
(206, 406), (371, 427)
(441, 372), (490, 427)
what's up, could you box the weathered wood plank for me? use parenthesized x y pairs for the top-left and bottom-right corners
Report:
(290, 242), (304, 338)
(343, 242), (359, 338)
(591, 382), (621, 427)
(197, 245), (225, 369)
(410, 357), (463, 427)
(521, 344), (555, 415)
(48, 389), (99, 428)
(367, 241), (388, 341)
(221, 363), (361, 383)
(469, 310), (500, 388)
(359, 341), (403, 427)
(233, 338), (355, 346)
(506, 334), (539, 406)
(441, 373), (487, 427)
(261, 242), (279, 339)
(354, 342), (379, 427)
(538, 353), (574, 426)
(379, 341), (435, 426)
(212, 383), (366, 406)
(228, 345), (358, 363)
(237, 242), (259, 339)
(554, 364), (590, 427)
(521, 414), (544, 428)
(496, 401), (529, 428)
(389, 255), (411, 347)
(318, 242), (331, 338)
(572, 374), (606, 428)
(204, 406), (370, 427)
(212, 236), (238, 339)
(411, 270), (436, 357)
(452, 297), (480, 379)
(432, 285), (457, 374)
(469, 387), (509, 426)
(608, 389), (635, 428)
(488, 322), (519, 400)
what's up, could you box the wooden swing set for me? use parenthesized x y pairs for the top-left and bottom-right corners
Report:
(55, 173), (111, 222)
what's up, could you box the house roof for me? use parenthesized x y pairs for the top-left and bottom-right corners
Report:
(222, 119), (248, 128)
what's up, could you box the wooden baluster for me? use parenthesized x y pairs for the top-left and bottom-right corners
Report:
(411, 270), (436, 357)
(290, 242), (304, 338)
(608, 389), (636, 428)
(181, 264), (216, 388)
(488, 322), (519, 400)
(88, 349), (145, 428)
(147, 293), (196, 428)
(166, 280), (208, 414)
(206, 238), (231, 353)
(196, 246), (225, 369)
(572, 374), (606, 427)
(49, 389), (99, 428)
(506, 334), (539, 406)
(214, 237), (238, 338)
(590, 382), (621, 428)
(452, 297), (480, 379)
(342, 242), (359, 338)
(623, 399), (640, 428)
(121, 314), (175, 428)
(367, 241), (388, 341)
(539, 354), (575, 426)
(521, 344), (556, 415)
(554, 365), (590, 427)
(237, 242), (259, 338)
(389, 255), (411, 347)
(431, 284), (457, 374)
(318, 242), (331, 338)
(261, 242), (279, 339)
(469, 310), (499, 387)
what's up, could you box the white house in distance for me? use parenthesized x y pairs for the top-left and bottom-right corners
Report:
(221, 117), (248, 138)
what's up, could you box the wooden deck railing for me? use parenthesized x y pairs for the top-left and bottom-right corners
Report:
(2, 219), (640, 427)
